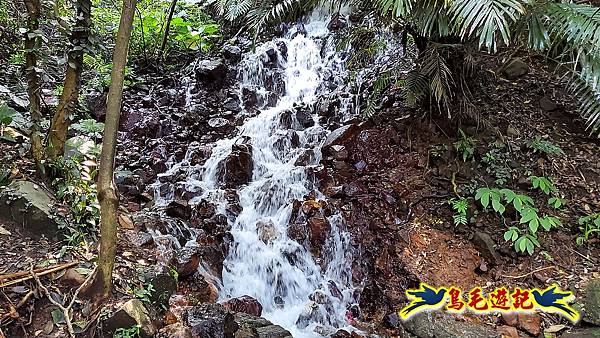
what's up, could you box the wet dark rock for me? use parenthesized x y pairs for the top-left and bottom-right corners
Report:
(224, 97), (242, 112)
(328, 280), (343, 299)
(0, 181), (61, 238)
(265, 48), (278, 64)
(132, 231), (154, 247)
(185, 303), (239, 338)
(218, 143), (254, 188)
(327, 13), (347, 31)
(223, 44), (242, 61)
(101, 299), (156, 338)
(295, 109), (314, 128)
(196, 59), (229, 88)
(242, 87), (259, 109)
(175, 246), (202, 278)
(166, 199), (193, 220)
(330, 145), (348, 161)
(276, 41), (288, 60)
(221, 295), (263, 316)
(403, 312), (500, 338)
(294, 149), (315, 166)
(502, 58), (528, 80)
(322, 124), (360, 155)
(120, 109), (160, 137)
(209, 117), (231, 129)
(308, 216), (331, 252)
(255, 325), (292, 338)
(194, 200), (217, 220)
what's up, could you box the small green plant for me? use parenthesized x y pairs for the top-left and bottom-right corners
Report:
(454, 129), (476, 162)
(0, 104), (16, 127)
(0, 169), (10, 187)
(529, 175), (557, 195)
(475, 187), (561, 255)
(481, 148), (512, 186)
(449, 198), (468, 226)
(577, 213), (600, 245)
(429, 144), (449, 160)
(133, 284), (155, 304)
(71, 119), (105, 139)
(526, 136), (565, 156)
(548, 196), (564, 209)
(169, 267), (179, 284)
(114, 325), (141, 338)
(51, 136), (102, 245)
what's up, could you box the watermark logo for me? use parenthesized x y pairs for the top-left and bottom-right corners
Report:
(399, 283), (579, 322)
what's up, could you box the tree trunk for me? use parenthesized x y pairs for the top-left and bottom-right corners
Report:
(85, 0), (136, 301)
(23, 0), (44, 172)
(47, 0), (92, 160)
(159, 0), (178, 53)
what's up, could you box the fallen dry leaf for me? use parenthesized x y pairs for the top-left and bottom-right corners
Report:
(118, 213), (134, 229)
(0, 226), (10, 236)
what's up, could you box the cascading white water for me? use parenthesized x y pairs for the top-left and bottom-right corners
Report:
(155, 9), (357, 337)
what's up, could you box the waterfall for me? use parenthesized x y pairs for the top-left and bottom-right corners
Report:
(155, 9), (357, 337)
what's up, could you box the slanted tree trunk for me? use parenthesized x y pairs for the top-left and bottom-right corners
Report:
(23, 0), (44, 171)
(47, 0), (92, 160)
(85, 0), (136, 301)
(159, 0), (178, 53)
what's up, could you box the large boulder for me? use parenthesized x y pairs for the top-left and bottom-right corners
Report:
(403, 312), (500, 338)
(583, 278), (600, 325)
(321, 124), (360, 156)
(0, 181), (61, 238)
(185, 303), (239, 338)
(218, 143), (253, 188)
(196, 59), (229, 88)
(101, 299), (156, 338)
(234, 313), (292, 338)
(221, 295), (263, 317)
(502, 58), (528, 80)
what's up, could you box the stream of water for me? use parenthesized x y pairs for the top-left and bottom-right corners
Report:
(155, 9), (357, 337)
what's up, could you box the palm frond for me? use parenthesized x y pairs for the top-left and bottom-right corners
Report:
(376, 0), (415, 17)
(546, 3), (600, 55)
(403, 69), (428, 106)
(450, 0), (525, 52)
(568, 56), (600, 136)
(421, 45), (455, 115)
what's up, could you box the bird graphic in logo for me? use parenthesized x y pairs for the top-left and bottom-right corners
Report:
(532, 285), (579, 322)
(399, 283), (448, 319)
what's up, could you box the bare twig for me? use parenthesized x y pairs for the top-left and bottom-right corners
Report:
(30, 265), (97, 337)
(0, 262), (79, 288)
